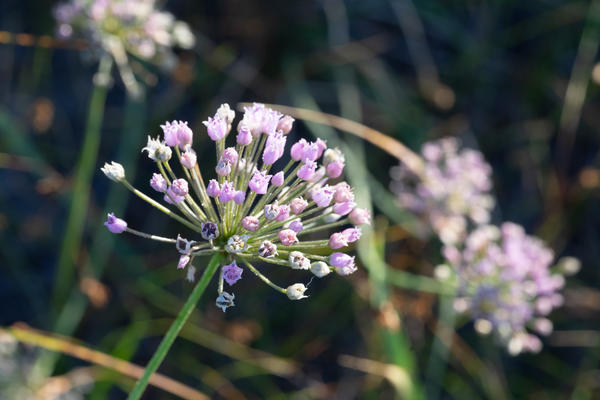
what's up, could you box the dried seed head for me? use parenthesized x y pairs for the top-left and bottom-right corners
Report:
(216, 291), (235, 312)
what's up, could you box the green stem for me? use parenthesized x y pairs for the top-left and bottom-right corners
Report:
(52, 55), (113, 313)
(127, 253), (222, 400)
(425, 295), (457, 399)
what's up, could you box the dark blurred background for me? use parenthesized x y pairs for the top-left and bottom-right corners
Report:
(1, 0), (599, 399)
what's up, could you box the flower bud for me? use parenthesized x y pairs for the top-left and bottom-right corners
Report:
(311, 261), (331, 278)
(217, 103), (235, 126)
(290, 139), (308, 161)
(349, 208), (371, 225)
(175, 121), (193, 149)
(278, 229), (298, 246)
(286, 283), (308, 300)
(264, 202), (280, 220)
(236, 122), (252, 145)
(222, 147), (239, 164)
(101, 161), (125, 182)
(288, 219), (303, 233)
(165, 187), (184, 204)
(276, 205), (290, 221)
(329, 232), (348, 249)
(150, 173), (167, 192)
(323, 148), (345, 165)
(330, 252), (357, 275)
(242, 216), (260, 231)
(297, 161), (317, 181)
(180, 149), (197, 169)
(263, 132), (287, 165)
(326, 161), (344, 178)
(311, 185), (334, 207)
(170, 178), (189, 197)
(277, 115), (294, 134)
(289, 251), (311, 270)
(104, 213), (127, 233)
(556, 256), (580, 276)
(290, 197), (308, 214)
(342, 228), (361, 243)
(203, 115), (228, 141)
(271, 171), (284, 187)
(233, 190), (246, 204)
(334, 182), (354, 203)
(206, 179), (221, 197)
(215, 158), (232, 176)
(333, 201), (355, 216)
(249, 170), (272, 194)
(219, 181), (235, 203)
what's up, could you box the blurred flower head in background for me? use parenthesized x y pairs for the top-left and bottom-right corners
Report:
(391, 138), (495, 245)
(53, 0), (195, 94)
(0, 332), (92, 399)
(102, 103), (369, 312)
(436, 222), (577, 355)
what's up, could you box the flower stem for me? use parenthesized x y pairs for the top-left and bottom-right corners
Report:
(52, 54), (113, 313)
(127, 252), (222, 400)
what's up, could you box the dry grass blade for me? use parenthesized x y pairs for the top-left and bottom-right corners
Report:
(236, 102), (425, 175)
(3, 324), (209, 400)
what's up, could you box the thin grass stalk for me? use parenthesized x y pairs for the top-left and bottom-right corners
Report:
(52, 55), (113, 313)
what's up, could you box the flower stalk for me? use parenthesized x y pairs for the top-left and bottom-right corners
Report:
(127, 253), (222, 400)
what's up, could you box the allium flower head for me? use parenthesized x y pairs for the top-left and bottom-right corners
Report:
(391, 138), (494, 244)
(438, 222), (574, 355)
(101, 103), (366, 311)
(53, 0), (195, 94)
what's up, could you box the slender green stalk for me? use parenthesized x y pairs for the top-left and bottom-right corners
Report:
(52, 55), (113, 313)
(31, 95), (146, 383)
(425, 295), (457, 399)
(127, 253), (222, 400)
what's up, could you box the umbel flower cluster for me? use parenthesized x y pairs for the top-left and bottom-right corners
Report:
(102, 103), (370, 312)
(392, 137), (578, 354)
(390, 138), (494, 245)
(436, 223), (578, 355)
(54, 0), (194, 88)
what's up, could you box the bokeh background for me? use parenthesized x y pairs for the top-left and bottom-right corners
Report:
(1, 0), (599, 399)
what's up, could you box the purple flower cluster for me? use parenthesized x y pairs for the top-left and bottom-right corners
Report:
(391, 138), (494, 244)
(439, 222), (570, 355)
(102, 103), (369, 312)
(53, 0), (195, 91)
